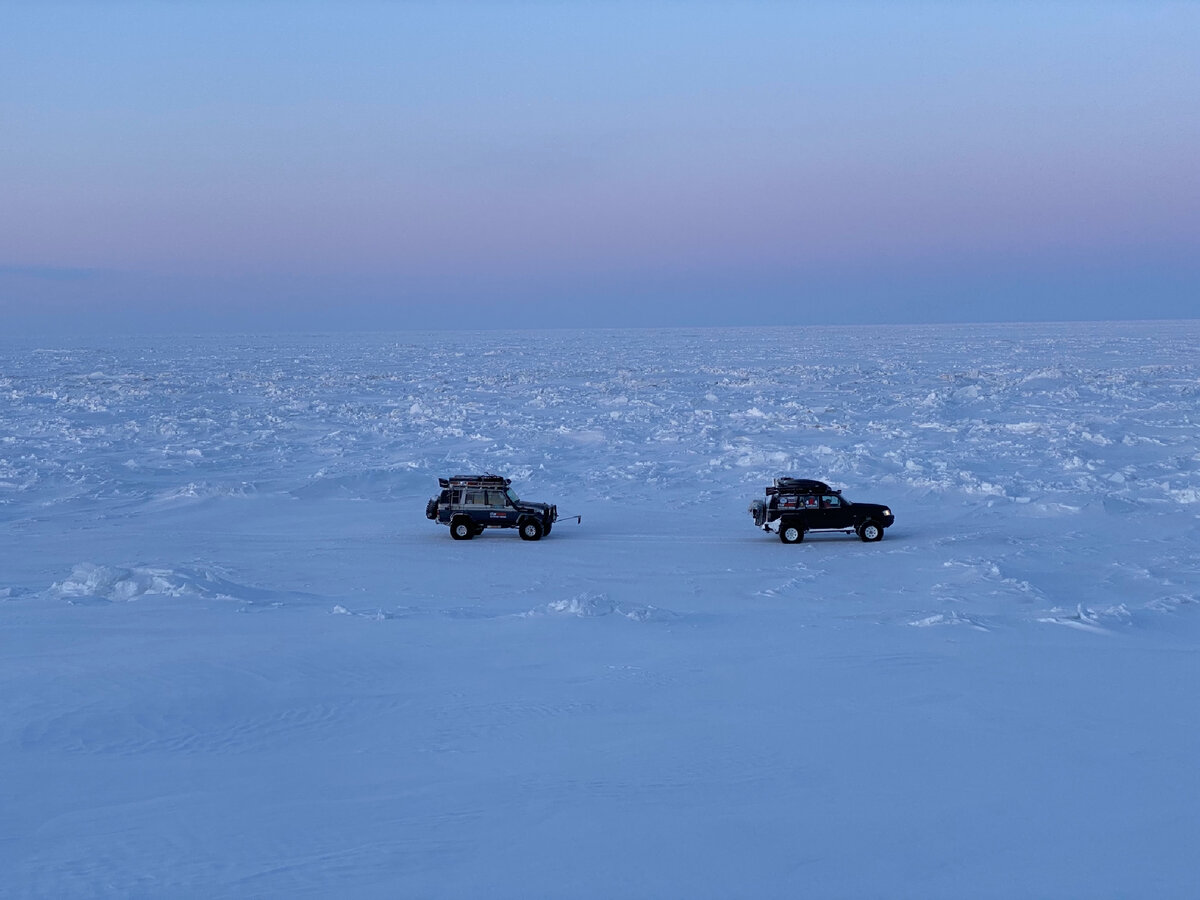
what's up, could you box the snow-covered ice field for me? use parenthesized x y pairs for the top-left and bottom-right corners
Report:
(2, 322), (1198, 898)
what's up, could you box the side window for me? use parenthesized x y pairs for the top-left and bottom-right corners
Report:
(803, 495), (819, 509)
(450, 489), (462, 504)
(487, 491), (507, 507)
(464, 491), (484, 506)
(821, 495), (840, 509)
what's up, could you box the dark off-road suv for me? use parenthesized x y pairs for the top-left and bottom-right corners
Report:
(426, 474), (559, 541)
(749, 478), (895, 544)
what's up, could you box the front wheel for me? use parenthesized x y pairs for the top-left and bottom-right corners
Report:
(859, 521), (883, 542)
(779, 524), (803, 544)
(519, 519), (544, 541)
(450, 516), (474, 540)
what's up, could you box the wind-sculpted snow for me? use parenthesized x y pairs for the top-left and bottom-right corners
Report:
(43, 562), (299, 608)
(2, 323), (1199, 898)
(522, 591), (681, 622)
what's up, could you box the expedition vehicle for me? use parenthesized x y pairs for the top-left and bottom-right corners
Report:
(749, 477), (895, 544)
(426, 474), (561, 541)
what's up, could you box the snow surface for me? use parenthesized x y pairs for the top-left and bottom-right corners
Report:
(2, 322), (1199, 898)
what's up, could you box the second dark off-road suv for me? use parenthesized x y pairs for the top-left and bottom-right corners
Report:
(749, 477), (895, 544)
(426, 474), (559, 541)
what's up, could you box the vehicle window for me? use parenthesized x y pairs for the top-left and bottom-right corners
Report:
(804, 496), (819, 508)
(821, 495), (840, 508)
(464, 491), (484, 505)
(505, 488), (520, 504)
(487, 491), (507, 507)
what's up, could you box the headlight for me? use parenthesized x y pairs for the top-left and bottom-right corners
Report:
(882, 508), (891, 517)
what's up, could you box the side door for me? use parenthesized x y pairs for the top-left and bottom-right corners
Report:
(485, 490), (515, 526)
(817, 494), (854, 529)
(461, 489), (489, 527)
(777, 493), (815, 531)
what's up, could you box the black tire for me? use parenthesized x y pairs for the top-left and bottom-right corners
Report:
(425, 498), (439, 520)
(859, 520), (883, 542)
(779, 523), (803, 544)
(519, 519), (543, 541)
(450, 516), (474, 540)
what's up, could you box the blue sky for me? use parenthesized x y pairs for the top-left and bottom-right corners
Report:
(3, 1), (1197, 332)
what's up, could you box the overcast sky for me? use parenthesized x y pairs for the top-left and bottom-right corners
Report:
(3, 1), (1197, 333)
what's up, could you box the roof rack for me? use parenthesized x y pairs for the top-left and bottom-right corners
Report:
(438, 474), (512, 489)
(765, 477), (836, 496)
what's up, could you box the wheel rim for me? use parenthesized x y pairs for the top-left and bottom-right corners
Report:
(785, 527), (799, 542)
(864, 525), (879, 540)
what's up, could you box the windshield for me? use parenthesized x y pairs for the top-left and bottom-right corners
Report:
(505, 488), (520, 504)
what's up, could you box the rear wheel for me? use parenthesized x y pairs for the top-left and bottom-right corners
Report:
(780, 524), (803, 544)
(519, 519), (543, 541)
(859, 520), (883, 542)
(450, 516), (474, 540)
